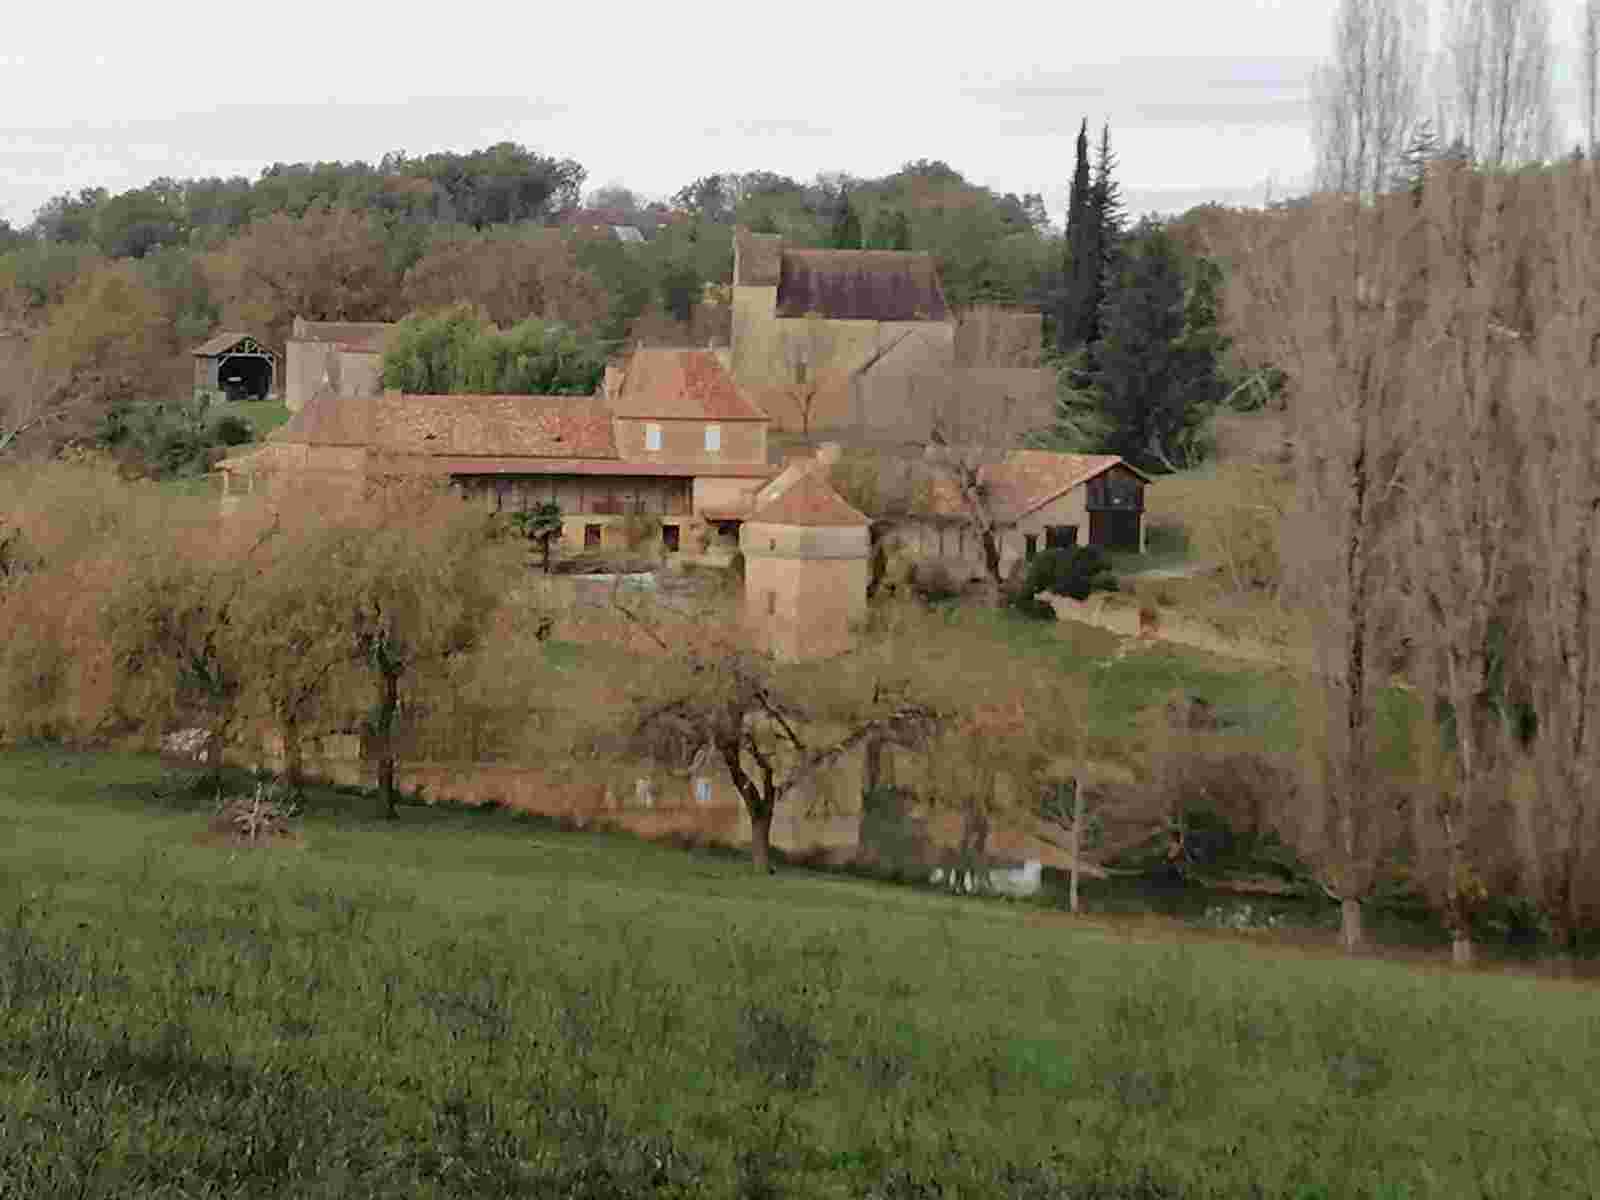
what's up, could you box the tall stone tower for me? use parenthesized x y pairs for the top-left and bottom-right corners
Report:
(740, 470), (870, 662)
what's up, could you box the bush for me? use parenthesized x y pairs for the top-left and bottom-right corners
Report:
(1009, 547), (1118, 618)
(211, 415), (254, 446)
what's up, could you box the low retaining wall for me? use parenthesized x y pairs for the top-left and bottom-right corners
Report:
(1038, 591), (1312, 671)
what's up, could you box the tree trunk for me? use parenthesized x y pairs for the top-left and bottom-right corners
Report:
(282, 715), (304, 798)
(1070, 779), (1085, 915)
(1341, 897), (1364, 952)
(1451, 931), (1475, 967)
(378, 668), (400, 820)
(751, 808), (774, 873)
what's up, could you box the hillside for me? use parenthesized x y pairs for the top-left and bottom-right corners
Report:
(2, 748), (1595, 1199)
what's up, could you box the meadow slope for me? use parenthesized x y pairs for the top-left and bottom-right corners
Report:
(1, 749), (1594, 1199)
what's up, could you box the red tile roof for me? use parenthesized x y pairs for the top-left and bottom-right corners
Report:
(748, 470), (869, 527)
(375, 393), (618, 459)
(920, 451), (1147, 522)
(275, 389), (373, 446)
(609, 349), (768, 421)
(411, 458), (775, 478)
(776, 249), (949, 322)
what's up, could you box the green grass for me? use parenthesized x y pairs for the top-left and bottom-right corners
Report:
(967, 606), (1300, 752)
(3, 749), (1596, 1198)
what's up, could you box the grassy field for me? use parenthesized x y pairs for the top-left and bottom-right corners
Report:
(3, 750), (1596, 1198)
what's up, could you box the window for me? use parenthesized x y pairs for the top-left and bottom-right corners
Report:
(1046, 525), (1078, 550)
(1025, 534), (1039, 561)
(766, 589), (777, 616)
(694, 777), (712, 805)
(584, 523), (602, 548)
(704, 424), (721, 453)
(662, 523), (680, 552)
(645, 423), (662, 452)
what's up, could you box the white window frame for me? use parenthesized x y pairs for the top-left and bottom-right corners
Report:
(645, 422), (662, 452)
(704, 423), (722, 453)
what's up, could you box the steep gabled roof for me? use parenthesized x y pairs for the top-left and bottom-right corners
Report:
(191, 331), (269, 357)
(984, 451), (1145, 521)
(375, 393), (618, 458)
(609, 349), (768, 421)
(748, 469), (869, 527)
(776, 249), (949, 322)
(920, 451), (1148, 523)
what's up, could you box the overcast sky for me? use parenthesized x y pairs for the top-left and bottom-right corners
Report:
(0, 0), (1588, 231)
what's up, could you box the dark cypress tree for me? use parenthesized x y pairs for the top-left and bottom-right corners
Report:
(1057, 119), (1093, 354)
(1089, 123), (1125, 275)
(1093, 226), (1222, 470)
(831, 188), (863, 249)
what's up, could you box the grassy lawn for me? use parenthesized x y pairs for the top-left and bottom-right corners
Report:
(3, 749), (1595, 1198)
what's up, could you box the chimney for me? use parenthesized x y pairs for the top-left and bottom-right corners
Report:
(603, 364), (625, 402)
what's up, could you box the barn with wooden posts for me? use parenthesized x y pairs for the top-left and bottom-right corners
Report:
(192, 332), (276, 401)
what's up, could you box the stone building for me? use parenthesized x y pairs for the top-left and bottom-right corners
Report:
(906, 450), (1151, 579)
(283, 318), (395, 415)
(221, 348), (773, 553)
(740, 467), (870, 662)
(728, 229), (1056, 443)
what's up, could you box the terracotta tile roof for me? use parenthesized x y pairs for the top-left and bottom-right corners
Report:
(410, 459), (775, 478)
(375, 394), (618, 459)
(609, 349), (768, 421)
(918, 451), (1147, 523)
(275, 389), (373, 446)
(776, 250), (949, 322)
(191, 331), (268, 357)
(748, 470), (869, 527)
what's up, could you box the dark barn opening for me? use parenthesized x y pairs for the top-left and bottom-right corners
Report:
(219, 354), (273, 401)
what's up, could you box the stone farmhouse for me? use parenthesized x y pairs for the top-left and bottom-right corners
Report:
(224, 347), (775, 554)
(728, 228), (1056, 444)
(911, 449), (1152, 575)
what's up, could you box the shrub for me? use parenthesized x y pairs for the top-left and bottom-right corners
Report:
(211, 415), (254, 446)
(1009, 546), (1118, 618)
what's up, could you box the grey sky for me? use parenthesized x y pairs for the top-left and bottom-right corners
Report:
(0, 0), (1587, 231)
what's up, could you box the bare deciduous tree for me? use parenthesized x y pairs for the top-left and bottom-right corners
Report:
(1399, 176), (1530, 966)
(1312, 0), (1429, 198)
(1237, 194), (1419, 952)
(626, 614), (942, 872)
(1510, 169), (1600, 967)
(1436, 0), (1557, 168)
(1583, 0), (1600, 156)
